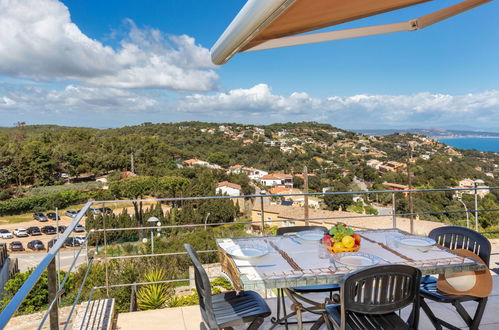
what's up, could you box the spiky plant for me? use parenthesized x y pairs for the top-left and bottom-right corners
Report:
(136, 268), (172, 310)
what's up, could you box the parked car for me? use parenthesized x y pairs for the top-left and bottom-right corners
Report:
(27, 226), (42, 236)
(33, 213), (48, 222)
(101, 207), (113, 214)
(65, 210), (78, 218)
(65, 237), (81, 247)
(13, 228), (29, 237)
(48, 238), (64, 249)
(57, 225), (67, 234)
(0, 229), (13, 239)
(9, 241), (24, 252)
(74, 236), (87, 245)
(74, 224), (85, 233)
(90, 208), (101, 215)
(27, 240), (45, 251)
(41, 226), (57, 235)
(47, 212), (60, 221)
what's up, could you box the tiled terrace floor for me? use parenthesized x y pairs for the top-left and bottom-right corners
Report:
(117, 258), (499, 330)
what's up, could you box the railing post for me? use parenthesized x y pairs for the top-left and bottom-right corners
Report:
(392, 192), (397, 229)
(48, 258), (59, 330)
(303, 166), (309, 226)
(474, 185), (479, 231)
(130, 283), (137, 312)
(260, 196), (265, 235)
(103, 212), (109, 297)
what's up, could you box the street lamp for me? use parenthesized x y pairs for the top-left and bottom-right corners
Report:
(456, 194), (470, 229)
(204, 212), (211, 230)
(147, 217), (160, 253)
(473, 179), (484, 231)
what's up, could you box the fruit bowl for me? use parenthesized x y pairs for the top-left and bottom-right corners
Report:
(327, 243), (360, 254)
(323, 223), (361, 254)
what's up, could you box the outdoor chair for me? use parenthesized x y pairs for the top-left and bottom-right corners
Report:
(272, 225), (341, 328)
(323, 264), (422, 330)
(184, 244), (271, 330)
(419, 226), (491, 330)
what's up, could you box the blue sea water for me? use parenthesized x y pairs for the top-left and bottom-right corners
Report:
(439, 138), (499, 152)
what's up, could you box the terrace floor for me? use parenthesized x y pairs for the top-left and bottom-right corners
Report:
(117, 253), (499, 330)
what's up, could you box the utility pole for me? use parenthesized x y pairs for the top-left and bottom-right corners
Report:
(303, 166), (309, 226)
(130, 152), (135, 174)
(407, 145), (414, 234)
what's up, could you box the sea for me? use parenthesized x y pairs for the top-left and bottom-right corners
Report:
(438, 138), (499, 152)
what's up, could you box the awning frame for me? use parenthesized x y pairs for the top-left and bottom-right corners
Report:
(211, 0), (492, 64)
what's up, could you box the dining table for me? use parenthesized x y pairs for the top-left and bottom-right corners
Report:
(216, 228), (486, 329)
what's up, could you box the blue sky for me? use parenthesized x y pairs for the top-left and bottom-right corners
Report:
(0, 0), (498, 130)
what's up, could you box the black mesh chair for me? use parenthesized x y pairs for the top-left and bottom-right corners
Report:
(324, 264), (422, 330)
(272, 226), (341, 328)
(419, 226), (491, 330)
(184, 244), (271, 329)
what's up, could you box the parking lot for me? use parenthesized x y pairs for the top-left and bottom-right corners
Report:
(0, 213), (86, 253)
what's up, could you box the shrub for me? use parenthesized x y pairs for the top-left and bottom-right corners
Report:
(137, 268), (173, 310)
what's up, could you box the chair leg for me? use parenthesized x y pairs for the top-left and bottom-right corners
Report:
(247, 317), (264, 330)
(454, 301), (473, 327)
(420, 298), (443, 330)
(471, 297), (488, 330)
(322, 313), (334, 330)
(282, 289), (289, 330)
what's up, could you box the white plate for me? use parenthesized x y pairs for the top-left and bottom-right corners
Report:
(295, 230), (324, 241)
(224, 245), (269, 260)
(333, 252), (381, 267)
(395, 236), (436, 251)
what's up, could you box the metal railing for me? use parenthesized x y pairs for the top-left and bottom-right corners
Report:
(0, 186), (498, 329)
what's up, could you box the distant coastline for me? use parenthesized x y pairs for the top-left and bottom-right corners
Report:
(355, 128), (499, 139)
(438, 137), (499, 152)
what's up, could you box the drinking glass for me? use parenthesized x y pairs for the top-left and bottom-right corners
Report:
(384, 232), (402, 248)
(318, 239), (330, 259)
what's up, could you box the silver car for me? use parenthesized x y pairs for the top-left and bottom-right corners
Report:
(13, 228), (29, 237)
(0, 229), (13, 239)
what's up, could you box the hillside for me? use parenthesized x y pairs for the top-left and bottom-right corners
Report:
(0, 121), (498, 228)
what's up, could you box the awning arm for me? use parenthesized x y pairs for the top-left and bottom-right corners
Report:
(243, 0), (492, 52)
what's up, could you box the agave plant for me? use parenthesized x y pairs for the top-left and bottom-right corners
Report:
(136, 268), (172, 310)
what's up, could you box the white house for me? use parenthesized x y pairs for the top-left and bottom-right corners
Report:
(216, 181), (242, 196)
(259, 174), (293, 188)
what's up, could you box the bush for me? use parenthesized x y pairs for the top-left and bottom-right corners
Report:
(137, 268), (173, 310)
(0, 191), (86, 216)
(0, 268), (74, 314)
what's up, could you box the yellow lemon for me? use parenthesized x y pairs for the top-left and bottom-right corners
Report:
(342, 235), (355, 248)
(334, 241), (345, 249)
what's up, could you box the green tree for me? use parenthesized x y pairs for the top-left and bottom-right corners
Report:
(110, 176), (156, 226)
(207, 152), (230, 167)
(154, 176), (189, 198)
(323, 182), (353, 211)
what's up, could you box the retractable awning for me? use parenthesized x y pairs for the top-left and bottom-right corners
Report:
(211, 0), (492, 65)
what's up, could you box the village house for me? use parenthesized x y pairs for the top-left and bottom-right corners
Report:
(184, 159), (210, 167)
(227, 165), (268, 180)
(366, 159), (383, 169)
(216, 181), (242, 196)
(455, 178), (490, 198)
(383, 182), (410, 196)
(259, 173), (293, 188)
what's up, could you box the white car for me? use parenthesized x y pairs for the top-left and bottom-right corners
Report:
(0, 229), (13, 239)
(13, 228), (29, 238)
(74, 236), (87, 245)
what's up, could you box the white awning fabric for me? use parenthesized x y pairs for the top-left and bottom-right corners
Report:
(211, 0), (492, 65)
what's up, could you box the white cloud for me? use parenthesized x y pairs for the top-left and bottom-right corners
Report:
(0, 85), (159, 113)
(0, 0), (217, 91)
(178, 84), (499, 129)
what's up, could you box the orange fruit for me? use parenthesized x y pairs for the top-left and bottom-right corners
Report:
(352, 233), (361, 245)
(342, 235), (355, 248)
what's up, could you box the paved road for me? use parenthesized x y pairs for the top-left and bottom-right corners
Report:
(14, 249), (87, 272)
